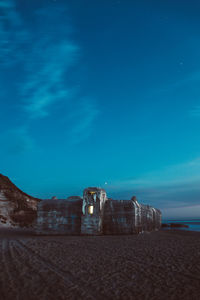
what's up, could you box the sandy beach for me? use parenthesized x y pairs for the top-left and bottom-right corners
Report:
(0, 229), (200, 300)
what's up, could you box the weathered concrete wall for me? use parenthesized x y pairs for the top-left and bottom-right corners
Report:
(36, 197), (82, 235)
(140, 205), (153, 231)
(35, 188), (161, 235)
(102, 199), (161, 235)
(0, 176), (162, 234)
(154, 208), (162, 230)
(103, 200), (136, 234)
(81, 216), (100, 235)
(81, 187), (107, 235)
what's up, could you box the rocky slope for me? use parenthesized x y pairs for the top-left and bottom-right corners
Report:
(0, 174), (40, 228)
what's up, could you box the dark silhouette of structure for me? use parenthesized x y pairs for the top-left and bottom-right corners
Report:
(36, 187), (161, 235)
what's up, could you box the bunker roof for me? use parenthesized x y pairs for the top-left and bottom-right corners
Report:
(38, 197), (82, 212)
(84, 187), (107, 193)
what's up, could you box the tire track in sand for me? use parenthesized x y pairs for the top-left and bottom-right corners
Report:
(9, 239), (59, 300)
(1, 239), (25, 299)
(14, 239), (105, 300)
(2, 238), (56, 300)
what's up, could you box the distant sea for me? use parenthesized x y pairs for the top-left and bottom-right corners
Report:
(163, 219), (200, 232)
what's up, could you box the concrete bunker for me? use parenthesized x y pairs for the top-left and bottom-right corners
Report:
(35, 187), (161, 235)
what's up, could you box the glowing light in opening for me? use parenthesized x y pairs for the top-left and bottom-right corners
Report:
(88, 205), (94, 214)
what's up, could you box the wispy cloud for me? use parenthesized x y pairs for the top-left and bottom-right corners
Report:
(154, 70), (200, 95)
(0, 1), (99, 146)
(173, 71), (200, 89)
(162, 204), (200, 219)
(66, 99), (100, 145)
(108, 157), (200, 212)
(0, 0), (28, 66)
(110, 157), (200, 190)
(0, 127), (35, 154)
(22, 40), (79, 118)
(190, 106), (200, 117)
(19, 5), (80, 119)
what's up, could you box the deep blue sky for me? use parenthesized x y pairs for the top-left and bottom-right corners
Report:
(1, 0), (200, 218)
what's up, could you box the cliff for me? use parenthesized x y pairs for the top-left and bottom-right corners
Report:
(0, 174), (40, 227)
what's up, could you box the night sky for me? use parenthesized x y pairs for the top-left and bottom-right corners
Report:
(1, 0), (200, 218)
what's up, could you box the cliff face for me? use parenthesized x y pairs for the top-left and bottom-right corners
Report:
(0, 174), (40, 228)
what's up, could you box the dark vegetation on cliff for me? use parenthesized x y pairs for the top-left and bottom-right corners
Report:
(0, 174), (40, 227)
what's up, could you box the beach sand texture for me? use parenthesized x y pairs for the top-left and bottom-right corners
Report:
(0, 230), (200, 300)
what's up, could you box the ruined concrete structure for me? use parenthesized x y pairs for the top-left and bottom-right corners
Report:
(0, 175), (161, 233)
(36, 196), (82, 235)
(36, 187), (161, 235)
(81, 187), (107, 235)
